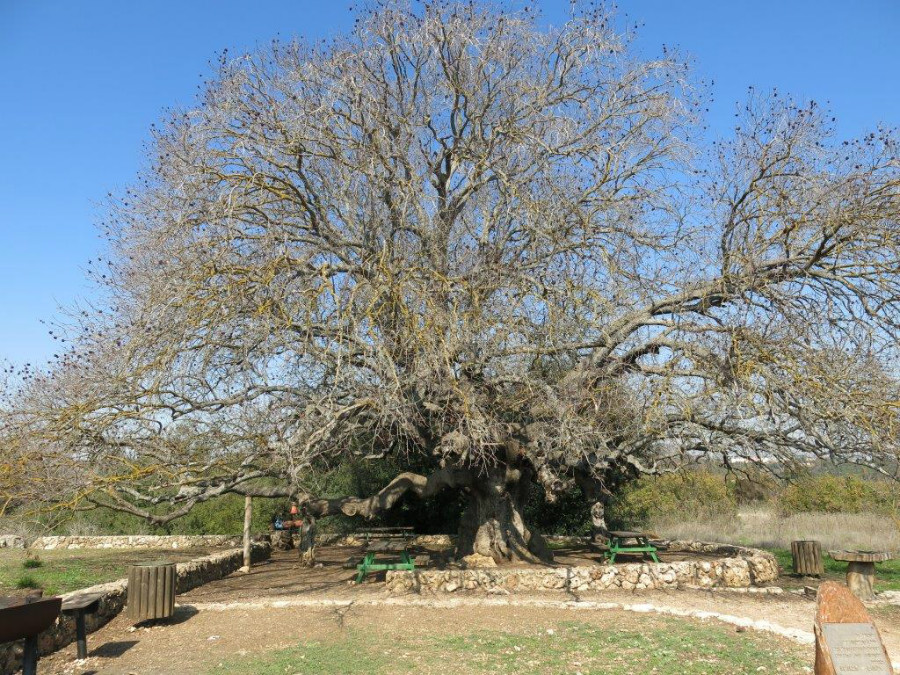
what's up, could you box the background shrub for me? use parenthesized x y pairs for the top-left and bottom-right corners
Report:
(9, 460), (895, 540)
(777, 474), (898, 516)
(609, 470), (737, 528)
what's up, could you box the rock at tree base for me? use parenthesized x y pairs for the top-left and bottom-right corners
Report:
(814, 581), (893, 674)
(270, 531), (294, 551)
(461, 553), (497, 568)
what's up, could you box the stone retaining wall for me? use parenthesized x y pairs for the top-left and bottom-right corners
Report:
(318, 533), (454, 547)
(29, 534), (242, 550)
(385, 541), (779, 595)
(0, 542), (270, 673)
(0, 535), (25, 549)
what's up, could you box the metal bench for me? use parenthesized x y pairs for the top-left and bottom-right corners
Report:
(61, 591), (104, 659)
(355, 527), (416, 583)
(0, 593), (62, 675)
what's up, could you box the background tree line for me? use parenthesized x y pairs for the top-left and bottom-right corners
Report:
(5, 460), (896, 539)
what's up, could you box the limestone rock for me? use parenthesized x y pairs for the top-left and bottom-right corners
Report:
(461, 553), (497, 568)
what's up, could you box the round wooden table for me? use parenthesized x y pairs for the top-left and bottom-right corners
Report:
(828, 550), (896, 601)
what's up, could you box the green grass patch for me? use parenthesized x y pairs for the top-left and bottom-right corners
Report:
(210, 618), (807, 674)
(768, 547), (900, 591)
(15, 575), (40, 589)
(0, 548), (211, 596)
(22, 557), (43, 569)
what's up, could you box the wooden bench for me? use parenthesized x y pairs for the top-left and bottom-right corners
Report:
(359, 526), (414, 543)
(61, 592), (104, 659)
(355, 527), (416, 583)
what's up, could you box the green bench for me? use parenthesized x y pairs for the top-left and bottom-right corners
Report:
(355, 527), (416, 583)
(600, 530), (660, 564)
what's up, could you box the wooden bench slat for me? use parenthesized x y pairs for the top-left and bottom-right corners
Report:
(367, 540), (408, 552)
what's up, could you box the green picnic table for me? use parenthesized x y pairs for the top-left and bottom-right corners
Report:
(355, 527), (416, 583)
(603, 530), (660, 564)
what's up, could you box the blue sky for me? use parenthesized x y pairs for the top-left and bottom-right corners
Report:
(1, 0), (898, 368)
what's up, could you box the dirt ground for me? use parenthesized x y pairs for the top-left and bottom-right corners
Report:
(33, 547), (900, 675)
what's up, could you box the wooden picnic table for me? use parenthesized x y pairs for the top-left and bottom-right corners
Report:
(601, 530), (660, 564)
(355, 528), (416, 583)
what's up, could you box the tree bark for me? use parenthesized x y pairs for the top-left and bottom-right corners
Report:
(302, 467), (473, 518)
(300, 464), (552, 564)
(456, 468), (552, 563)
(574, 471), (612, 544)
(589, 501), (610, 543)
(299, 515), (316, 567)
(242, 495), (252, 571)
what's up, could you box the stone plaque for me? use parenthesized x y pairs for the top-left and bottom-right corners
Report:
(815, 582), (894, 675)
(821, 623), (892, 675)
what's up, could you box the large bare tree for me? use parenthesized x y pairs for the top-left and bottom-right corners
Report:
(2, 1), (898, 561)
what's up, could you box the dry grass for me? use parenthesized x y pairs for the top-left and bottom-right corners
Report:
(651, 506), (900, 552)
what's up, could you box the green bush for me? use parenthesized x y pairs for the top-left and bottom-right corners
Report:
(777, 475), (898, 516)
(524, 485), (593, 537)
(22, 557), (42, 569)
(609, 470), (736, 528)
(56, 493), (287, 536)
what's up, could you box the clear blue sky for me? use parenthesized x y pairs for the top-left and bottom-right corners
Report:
(1, 0), (898, 368)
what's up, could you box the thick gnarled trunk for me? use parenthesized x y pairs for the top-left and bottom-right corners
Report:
(301, 463), (553, 564)
(456, 468), (552, 563)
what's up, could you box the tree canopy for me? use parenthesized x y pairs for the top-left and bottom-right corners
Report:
(2, 1), (898, 561)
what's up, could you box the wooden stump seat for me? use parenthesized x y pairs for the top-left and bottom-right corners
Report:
(829, 550), (896, 601)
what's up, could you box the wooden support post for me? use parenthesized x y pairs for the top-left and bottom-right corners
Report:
(845, 561), (875, 601)
(242, 494), (253, 571)
(791, 540), (824, 576)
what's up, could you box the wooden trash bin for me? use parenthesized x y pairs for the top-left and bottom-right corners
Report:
(791, 540), (824, 576)
(127, 561), (176, 622)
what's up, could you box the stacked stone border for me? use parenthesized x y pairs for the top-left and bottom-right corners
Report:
(28, 534), (243, 550)
(385, 540), (780, 594)
(0, 542), (271, 673)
